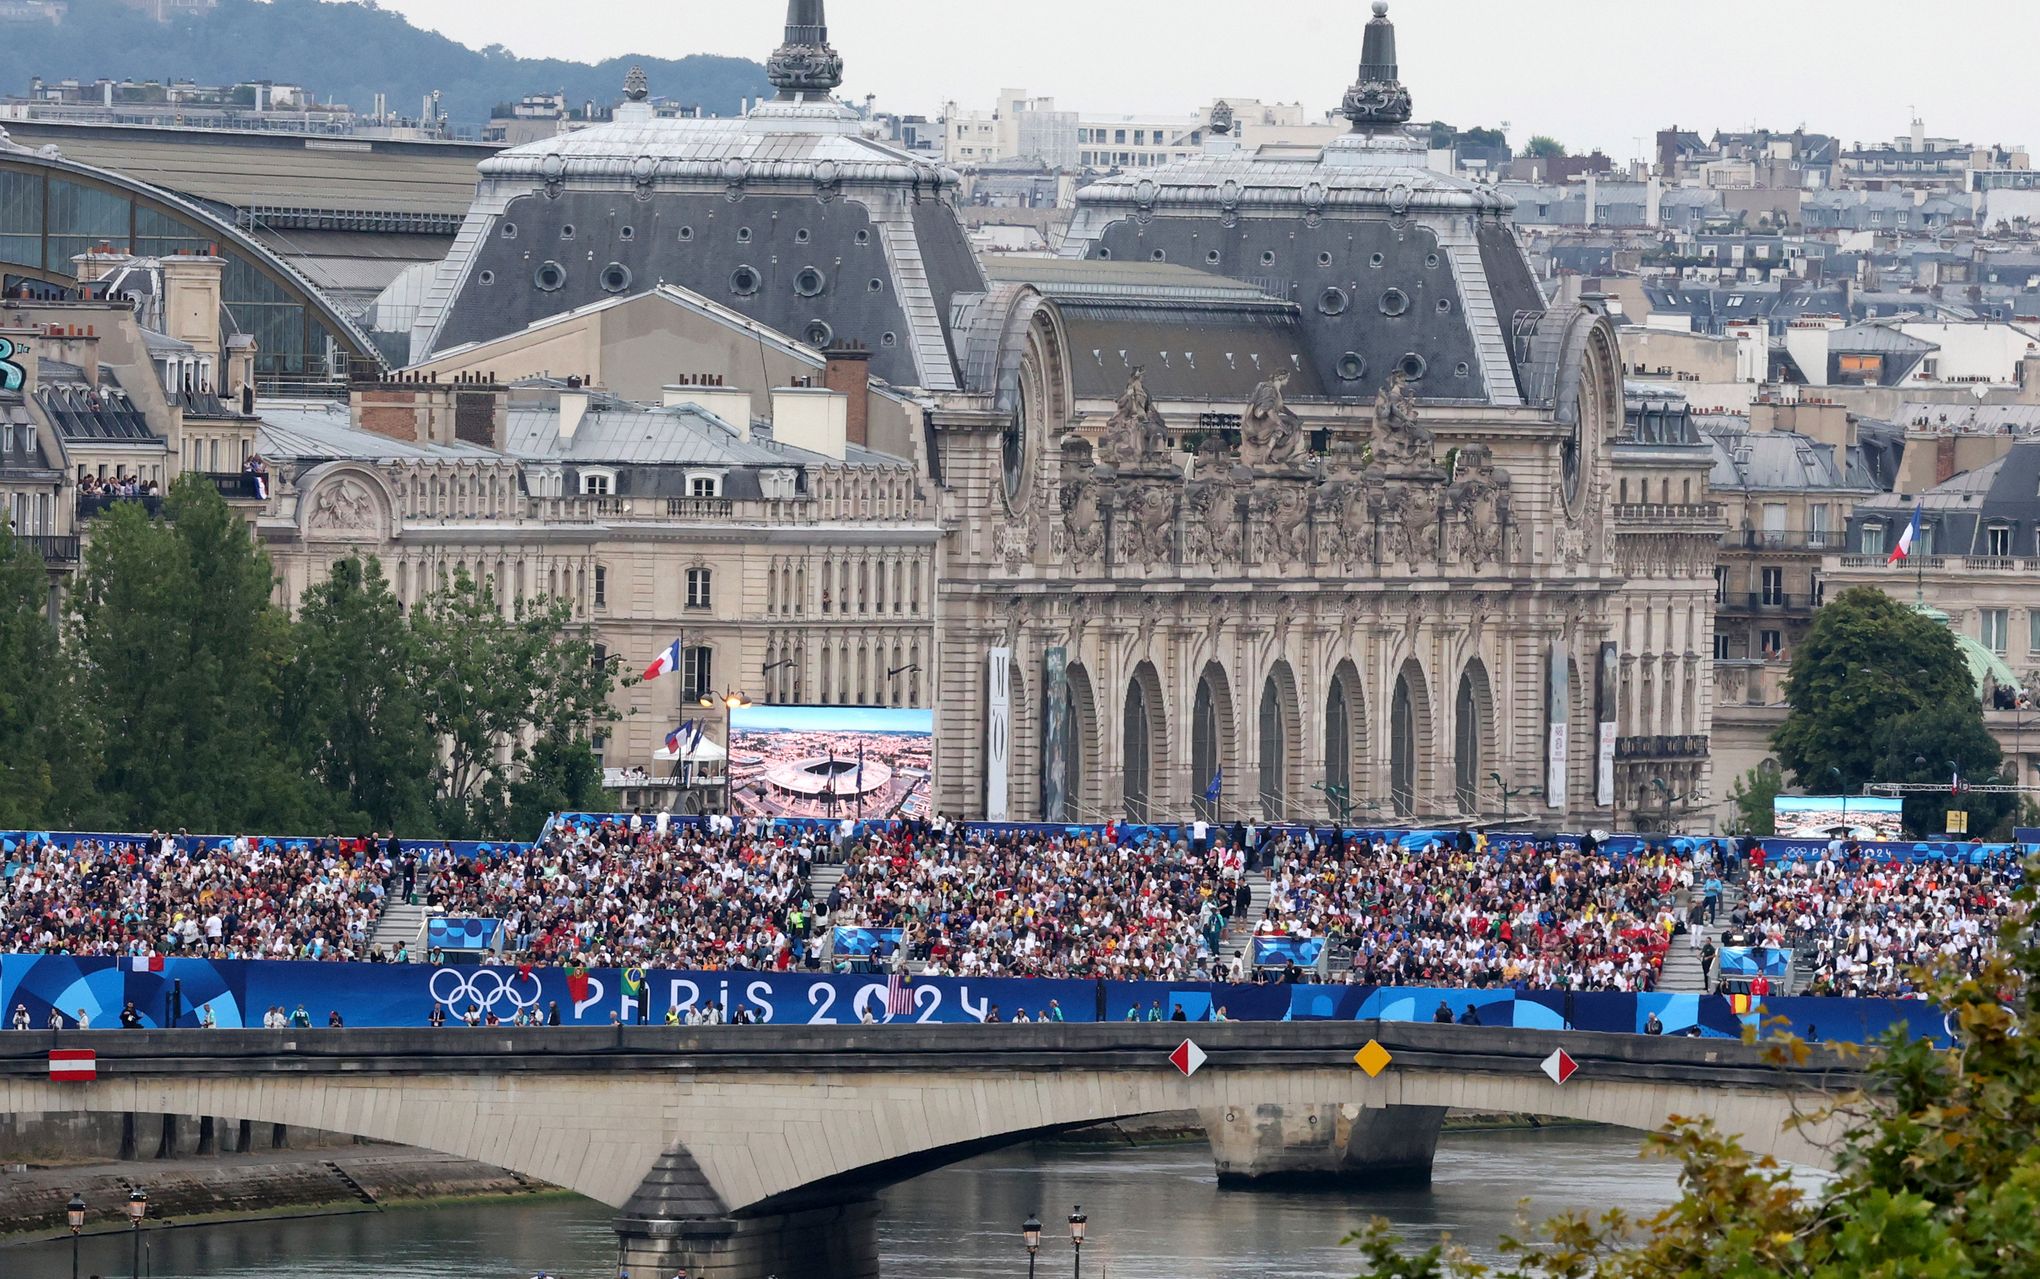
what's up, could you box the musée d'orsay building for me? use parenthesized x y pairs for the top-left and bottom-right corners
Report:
(85, 1), (1724, 830)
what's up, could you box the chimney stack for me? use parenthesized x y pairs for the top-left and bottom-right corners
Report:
(821, 342), (872, 448)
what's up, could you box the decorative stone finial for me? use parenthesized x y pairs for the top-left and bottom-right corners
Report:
(1342, 0), (1413, 130)
(768, 0), (844, 99)
(623, 66), (649, 103)
(1209, 100), (1234, 137)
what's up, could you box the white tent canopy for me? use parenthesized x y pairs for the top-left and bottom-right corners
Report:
(654, 736), (727, 764)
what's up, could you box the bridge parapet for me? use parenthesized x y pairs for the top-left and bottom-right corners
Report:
(0, 1023), (1863, 1279)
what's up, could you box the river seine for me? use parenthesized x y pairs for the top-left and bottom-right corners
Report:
(19, 1128), (1691, 1278)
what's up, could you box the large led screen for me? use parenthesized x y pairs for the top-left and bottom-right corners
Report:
(727, 705), (935, 820)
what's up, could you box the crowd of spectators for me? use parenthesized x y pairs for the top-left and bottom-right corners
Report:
(0, 833), (387, 961)
(1257, 833), (1690, 991)
(0, 817), (2028, 1000)
(75, 473), (160, 501)
(424, 817), (818, 971)
(1737, 849), (2022, 996)
(822, 826), (1245, 980)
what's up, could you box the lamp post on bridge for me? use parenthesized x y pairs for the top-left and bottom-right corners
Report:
(125, 1187), (146, 1279)
(1022, 1211), (1042, 1279)
(699, 689), (751, 814)
(1068, 1205), (1087, 1279)
(67, 1193), (84, 1279)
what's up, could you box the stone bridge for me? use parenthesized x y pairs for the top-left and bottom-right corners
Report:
(0, 1023), (1859, 1278)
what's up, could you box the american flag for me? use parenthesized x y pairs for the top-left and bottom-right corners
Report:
(886, 971), (913, 1017)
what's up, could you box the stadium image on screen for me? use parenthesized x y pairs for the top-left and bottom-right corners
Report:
(1773, 794), (1905, 841)
(727, 705), (934, 820)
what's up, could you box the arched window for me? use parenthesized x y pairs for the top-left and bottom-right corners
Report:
(1258, 676), (1287, 821)
(1193, 676), (1221, 821)
(1325, 678), (1352, 817)
(1455, 674), (1483, 813)
(1391, 676), (1417, 817)
(1123, 680), (1152, 823)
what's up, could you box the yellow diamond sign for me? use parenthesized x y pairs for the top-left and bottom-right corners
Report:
(1354, 1040), (1392, 1078)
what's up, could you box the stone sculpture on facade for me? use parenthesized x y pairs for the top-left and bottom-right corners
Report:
(1445, 442), (1514, 569)
(1240, 369), (1308, 469)
(1370, 370), (1436, 472)
(308, 479), (377, 533)
(1118, 481), (1177, 563)
(1254, 483), (1312, 564)
(1098, 368), (1169, 467)
(1384, 481), (1439, 569)
(1058, 460), (1105, 564)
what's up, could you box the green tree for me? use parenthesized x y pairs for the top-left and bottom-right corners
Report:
(1868, 700), (2011, 837)
(1349, 860), (2040, 1278)
(409, 570), (615, 837)
(507, 729), (606, 839)
(69, 478), (312, 831)
(284, 556), (433, 834)
(1772, 587), (1975, 793)
(0, 528), (79, 826)
(1525, 135), (1567, 158)
(1723, 764), (1781, 837)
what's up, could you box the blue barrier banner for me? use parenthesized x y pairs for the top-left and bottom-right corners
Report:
(0, 955), (1948, 1045)
(1755, 836), (2018, 864)
(0, 831), (529, 860)
(427, 918), (503, 952)
(1250, 937), (1325, 969)
(1718, 947), (1793, 978)
(830, 927), (904, 958)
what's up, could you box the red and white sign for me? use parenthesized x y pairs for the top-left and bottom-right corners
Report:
(1169, 1039), (1207, 1077)
(1540, 1048), (1578, 1086)
(48, 1049), (97, 1082)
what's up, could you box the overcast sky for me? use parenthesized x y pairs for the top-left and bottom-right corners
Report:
(366, 0), (2035, 159)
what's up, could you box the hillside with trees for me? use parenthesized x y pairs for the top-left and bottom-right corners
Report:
(0, 0), (771, 128)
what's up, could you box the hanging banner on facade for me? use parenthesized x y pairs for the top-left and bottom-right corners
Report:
(1042, 646), (1071, 822)
(986, 647), (1013, 822)
(1546, 641), (1569, 809)
(1595, 641), (1618, 808)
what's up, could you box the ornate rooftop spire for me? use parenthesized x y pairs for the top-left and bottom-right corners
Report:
(1342, 0), (1413, 131)
(623, 66), (649, 102)
(768, 0), (844, 100)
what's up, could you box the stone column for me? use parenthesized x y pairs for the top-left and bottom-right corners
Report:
(1202, 1103), (1448, 1188)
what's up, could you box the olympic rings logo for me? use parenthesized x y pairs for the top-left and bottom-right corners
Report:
(429, 967), (542, 1013)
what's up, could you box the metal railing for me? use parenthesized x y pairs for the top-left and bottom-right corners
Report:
(76, 492), (162, 519)
(22, 533), (80, 566)
(1724, 529), (1841, 552)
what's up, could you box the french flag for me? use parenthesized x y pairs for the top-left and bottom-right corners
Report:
(1887, 504), (1922, 565)
(127, 955), (163, 973)
(665, 723), (688, 754)
(642, 639), (683, 681)
(48, 1050), (97, 1082)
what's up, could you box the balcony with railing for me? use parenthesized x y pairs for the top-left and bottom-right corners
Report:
(1723, 529), (1842, 553)
(204, 472), (266, 501)
(1720, 590), (1814, 614)
(1614, 734), (1712, 762)
(1714, 659), (1789, 707)
(21, 533), (80, 567)
(76, 492), (162, 519)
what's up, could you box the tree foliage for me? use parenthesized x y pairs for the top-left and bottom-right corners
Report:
(1350, 859), (2040, 1278)
(1773, 587), (1976, 794)
(409, 569), (615, 838)
(0, 0), (772, 128)
(0, 527), (75, 825)
(1724, 765), (1780, 837)
(1525, 135), (1568, 158)
(0, 484), (615, 839)
(1868, 701), (2012, 838)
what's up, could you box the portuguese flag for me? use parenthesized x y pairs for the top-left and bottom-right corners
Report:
(566, 963), (590, 1003)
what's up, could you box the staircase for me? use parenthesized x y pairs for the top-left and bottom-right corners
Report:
(1658, 879), (1746, 994)
(369, 900), (431, 959)
(1215, 878), (1274, 971)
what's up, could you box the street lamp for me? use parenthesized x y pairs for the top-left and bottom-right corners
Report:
(1490, 772), (1526, 827)
(698, 690), (751, 815)
(1022, 1212), (1042, 1279)
(126, 1188), (146, 1279)
(67, 1193), (84, 1279)
(1829, 766), (1847, 834)
(1068, 1205), (1087, 1279)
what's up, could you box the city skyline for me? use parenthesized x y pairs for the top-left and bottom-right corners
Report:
(367, 0), (2038, 160)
